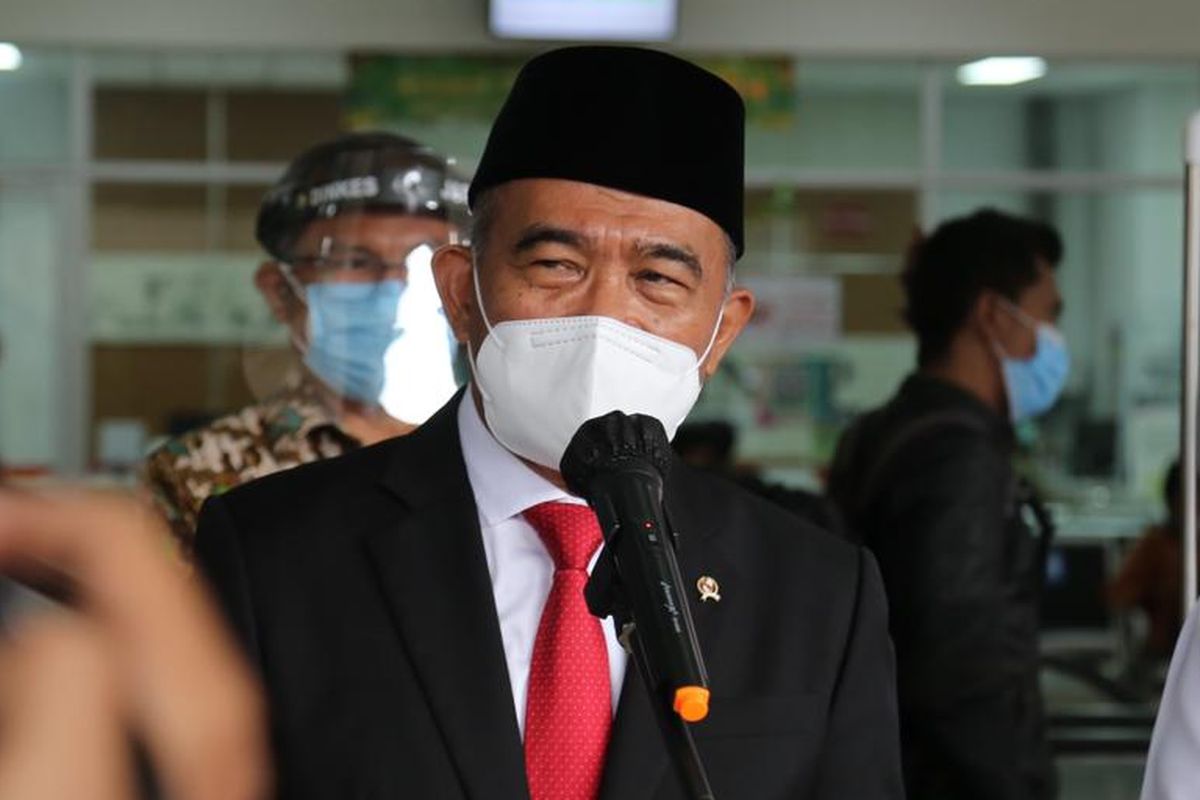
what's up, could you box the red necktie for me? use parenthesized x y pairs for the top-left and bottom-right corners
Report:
(522, 501), (612, 800)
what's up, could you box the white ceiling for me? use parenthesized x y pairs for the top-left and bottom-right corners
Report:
(5, 0), (1200, 59)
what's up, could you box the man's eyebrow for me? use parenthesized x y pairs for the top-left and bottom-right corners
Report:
(637, 240), (703, 278)
(513, 224), (587, 253)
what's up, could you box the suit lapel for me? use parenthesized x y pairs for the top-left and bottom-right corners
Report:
(364, 392), (529, 800)
(598, 462), (736, 800)
(597, 662), (668, 800)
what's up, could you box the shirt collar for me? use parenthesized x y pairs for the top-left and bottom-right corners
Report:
(456, 387), (582, 528)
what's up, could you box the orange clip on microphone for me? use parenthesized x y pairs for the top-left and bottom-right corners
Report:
(673, 686), (711, 723)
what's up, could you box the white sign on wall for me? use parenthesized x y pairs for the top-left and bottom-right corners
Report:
(739, 275), (842, 347)
(90, 253), (284, 344)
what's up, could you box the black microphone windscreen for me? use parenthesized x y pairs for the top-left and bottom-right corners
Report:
(560, 411), (673, 497)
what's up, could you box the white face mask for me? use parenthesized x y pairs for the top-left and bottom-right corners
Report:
(469, 266), (724, 471)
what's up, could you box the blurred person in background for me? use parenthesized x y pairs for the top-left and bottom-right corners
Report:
(827, 209), (1066, 800)
(0, 488), (269, 800)
(674, 420), (844, 534)
(142, 132), (467, 555)
(1110, 458), (1189, 664)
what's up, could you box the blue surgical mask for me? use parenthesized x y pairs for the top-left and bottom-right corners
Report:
(997, 302), (1071, 422)
(303, 280), (404, 404)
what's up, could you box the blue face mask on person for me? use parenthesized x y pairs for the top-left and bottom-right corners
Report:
(303, 280), (404, 404)
(996, 301), (1071, 423)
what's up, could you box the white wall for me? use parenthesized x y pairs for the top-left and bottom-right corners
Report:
(6, 0), (1200, 58)
(0, 187), (63, 466)
(0, 75), (70, 163)
(0, 66), (71, 467)
(749, 91), (921, 173)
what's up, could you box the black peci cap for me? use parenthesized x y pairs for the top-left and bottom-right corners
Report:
(469, 47), (746, 257)
(256, 131), (468, 262)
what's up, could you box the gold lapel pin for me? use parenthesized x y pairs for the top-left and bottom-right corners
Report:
(697, 575), (721, 603)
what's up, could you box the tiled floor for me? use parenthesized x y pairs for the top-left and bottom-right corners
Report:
(1045, 666), (1152, 800)
(1058, 756), (1145, 800)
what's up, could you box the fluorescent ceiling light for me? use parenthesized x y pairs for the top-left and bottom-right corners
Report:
(0, 43), (23, 72)
(957, 56), (1046, 86)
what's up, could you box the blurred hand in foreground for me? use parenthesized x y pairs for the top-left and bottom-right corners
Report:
(0, 488), (271, 800)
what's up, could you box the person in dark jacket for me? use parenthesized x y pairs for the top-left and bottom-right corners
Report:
(828, 208), (1067, 800)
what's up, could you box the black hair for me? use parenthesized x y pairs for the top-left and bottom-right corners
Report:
(673, 421), (737, 466)
(902, 208), (1063, 366)
(1027, 218), (1064, 265)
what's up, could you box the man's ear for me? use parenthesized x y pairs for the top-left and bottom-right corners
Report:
(255, 261), (298, 325)
(973, 291), (1011, 345)
(701, 287), (756, 381)
(432, 245), (476, 345)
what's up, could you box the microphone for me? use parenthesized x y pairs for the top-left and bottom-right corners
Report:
(560, 411), (710, 724)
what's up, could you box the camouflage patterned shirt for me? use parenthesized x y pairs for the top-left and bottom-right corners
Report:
(141, 382), (359, 558)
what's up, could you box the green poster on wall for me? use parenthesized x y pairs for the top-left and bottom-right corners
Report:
(347, 55), (524, 127)
(698, 56), (796, 129)
(346, 54), (796, 130)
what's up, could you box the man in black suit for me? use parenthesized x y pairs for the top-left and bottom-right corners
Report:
(196, 46), (903, 800)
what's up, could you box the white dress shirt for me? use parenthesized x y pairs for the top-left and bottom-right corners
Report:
(457, 391), (628, 739)
(1142, 604), (1200, 800)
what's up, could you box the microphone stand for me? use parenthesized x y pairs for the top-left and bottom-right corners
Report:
(587, 542), (716, 800)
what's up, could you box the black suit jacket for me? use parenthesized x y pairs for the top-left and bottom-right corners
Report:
(195, 394), (903, 799)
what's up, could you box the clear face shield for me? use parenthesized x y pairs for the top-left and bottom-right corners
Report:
(260, 148), (470, 424)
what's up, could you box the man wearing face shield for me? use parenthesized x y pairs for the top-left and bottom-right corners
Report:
(192, 47), (902, 799)
(828, 209), (1066, 800)
(142, 132), (466, 554)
